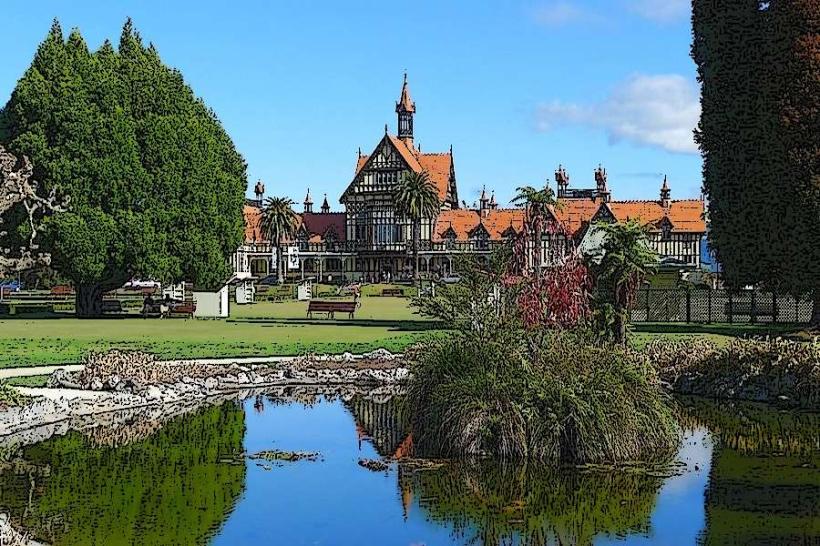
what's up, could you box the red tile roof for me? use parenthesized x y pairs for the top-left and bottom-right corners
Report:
(606, 200), (706, 232)
(300, 212), (346, 242)
(244, 205), (262, 243)
(355, 136), (453, 202)
(433, 209), (527, 242)
(243, 205), (346, 243)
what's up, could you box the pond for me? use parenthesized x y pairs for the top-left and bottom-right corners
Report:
(0, 391), (817, 546)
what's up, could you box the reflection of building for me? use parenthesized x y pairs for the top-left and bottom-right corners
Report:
(233, 76), (706, 282)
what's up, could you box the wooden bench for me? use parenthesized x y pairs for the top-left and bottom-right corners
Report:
(381, 288), (404, 297)
(168, 301), (196, 319)
(50, 285), (74, 298)
(307, 300), (357, 319)
(101, 299), (124, 314)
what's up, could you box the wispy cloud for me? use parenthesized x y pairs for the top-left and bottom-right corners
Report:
(530, 1), (588, 27)
(535, 74), (700, 154)
(626, 0), (690, 23)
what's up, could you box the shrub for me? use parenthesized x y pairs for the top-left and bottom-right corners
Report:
(408, 330), (679, 465)
(645, 337), (820, 408)
(0, 382), (27, 409)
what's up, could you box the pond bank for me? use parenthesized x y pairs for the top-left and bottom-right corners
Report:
(0, 349), (407, 440)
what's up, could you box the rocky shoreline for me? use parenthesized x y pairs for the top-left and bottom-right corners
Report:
(0, 349), (409, 441)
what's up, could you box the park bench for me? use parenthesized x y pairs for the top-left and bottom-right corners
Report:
(50, 285), (73, 298)
(307, 300), (357, 319)
(381, 288), (404, 297)
(101, 299), (124, 314)
(168, 301), (196, 319)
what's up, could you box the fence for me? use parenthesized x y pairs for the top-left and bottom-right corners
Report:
(630, 288), (813, 324)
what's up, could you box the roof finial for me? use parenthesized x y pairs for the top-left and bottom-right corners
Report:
(357, 147), (362, 158)
(384, 123), (388, 135)
(449, 144), (453, 155)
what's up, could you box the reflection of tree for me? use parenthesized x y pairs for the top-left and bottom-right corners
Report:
(677, 397), (820, 545)
(402, 461), (663, 546)
(0, 402), (246, 546)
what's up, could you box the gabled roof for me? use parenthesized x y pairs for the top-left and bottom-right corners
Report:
(606, 200), (705, 233)
(243, 205), (346, 244)
(349, 134), (453, 202)
(433, 209), (526, 242)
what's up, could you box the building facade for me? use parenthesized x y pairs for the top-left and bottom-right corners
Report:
(234, 77), (706, 283)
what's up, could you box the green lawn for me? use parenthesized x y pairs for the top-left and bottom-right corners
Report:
(0, 297), (440, 369)
(0, 295), (798, 370)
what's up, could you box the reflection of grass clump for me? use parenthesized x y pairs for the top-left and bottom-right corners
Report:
(404, 460), (664, 546)
(248, 449), (320, 462)
(409, 330), (678, 464)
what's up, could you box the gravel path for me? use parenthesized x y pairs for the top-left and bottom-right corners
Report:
(0, 364), (83, 380)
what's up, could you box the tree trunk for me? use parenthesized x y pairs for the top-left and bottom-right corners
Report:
(810, 288), (820, 329)
(76, 284), (105, 318)
(613, 284), (627, 345)
(275, 244), (283, 284)
(413, 221), (420, 287)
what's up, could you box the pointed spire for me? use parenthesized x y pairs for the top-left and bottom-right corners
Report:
(660, 175), (671, 208)
(396, 71), (415, 114)
(304, 188), (313, 213)
(321, 193), (330, 214)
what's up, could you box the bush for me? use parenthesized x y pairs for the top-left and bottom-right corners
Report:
(0, 382), (27, 409)
(408, 330), (679, 465)
(645, 337), (820, 408)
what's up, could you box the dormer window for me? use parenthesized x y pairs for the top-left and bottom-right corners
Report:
(442, 225), (457, 250)
(469, 223), (490, 251)
(659, 217), (673, 241)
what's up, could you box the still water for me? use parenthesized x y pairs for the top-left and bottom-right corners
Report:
(0, 392), (817, 546)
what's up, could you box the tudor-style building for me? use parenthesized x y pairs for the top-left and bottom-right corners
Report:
(233, 76), (707, 282)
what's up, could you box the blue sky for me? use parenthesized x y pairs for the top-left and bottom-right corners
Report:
(0, 0), (701, 208)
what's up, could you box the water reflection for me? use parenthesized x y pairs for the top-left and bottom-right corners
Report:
(0, 402), (246, 546)
(0, 390), (816, 546)
(401, 461), (665, 546)
(676, 397), (820, 545)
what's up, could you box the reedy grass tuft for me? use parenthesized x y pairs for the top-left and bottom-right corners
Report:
(408, 330), (679, 465)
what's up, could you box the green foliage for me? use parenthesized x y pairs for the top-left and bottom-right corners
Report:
(693, 1), (820, 303)
(411, 249), (519, 336)
(0, 402), (246, 545)
(0, 381), (27, 407)
(392, 170), (440, 284)
(404, 460), (664, 546)
(408, 329), (678, 464)
(586, 220), (658, 343)
(260, 196), (299, 282)
(0, 19), (247, 310)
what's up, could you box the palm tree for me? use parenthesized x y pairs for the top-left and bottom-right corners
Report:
(393, 171), (440, 286)
(588, 220), (658, 344)
(512, 185), (560, 270)
(260, 196), (300, 283)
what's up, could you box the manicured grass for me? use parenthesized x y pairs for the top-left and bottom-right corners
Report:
(3, 375), (49, 387)
(0, 294), (792, 370)
(0, 297), (439, 368)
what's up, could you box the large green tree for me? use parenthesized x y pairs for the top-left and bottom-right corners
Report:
(693, 0), (820, 322)
(0, 20), (247, 316)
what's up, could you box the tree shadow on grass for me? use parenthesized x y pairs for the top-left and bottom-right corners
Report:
(632, 322), (801, 337)
(230, 317), (446, 332)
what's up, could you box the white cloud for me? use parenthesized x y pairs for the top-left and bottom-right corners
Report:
(535, 74), (700, 154)
(627, 0), (690, 23)
(531, 1), (587, 27)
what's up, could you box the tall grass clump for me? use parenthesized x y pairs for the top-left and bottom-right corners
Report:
(0, 382), (27, 409)
(645, 337), (820, 408)
(408, 329), (678, 464)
